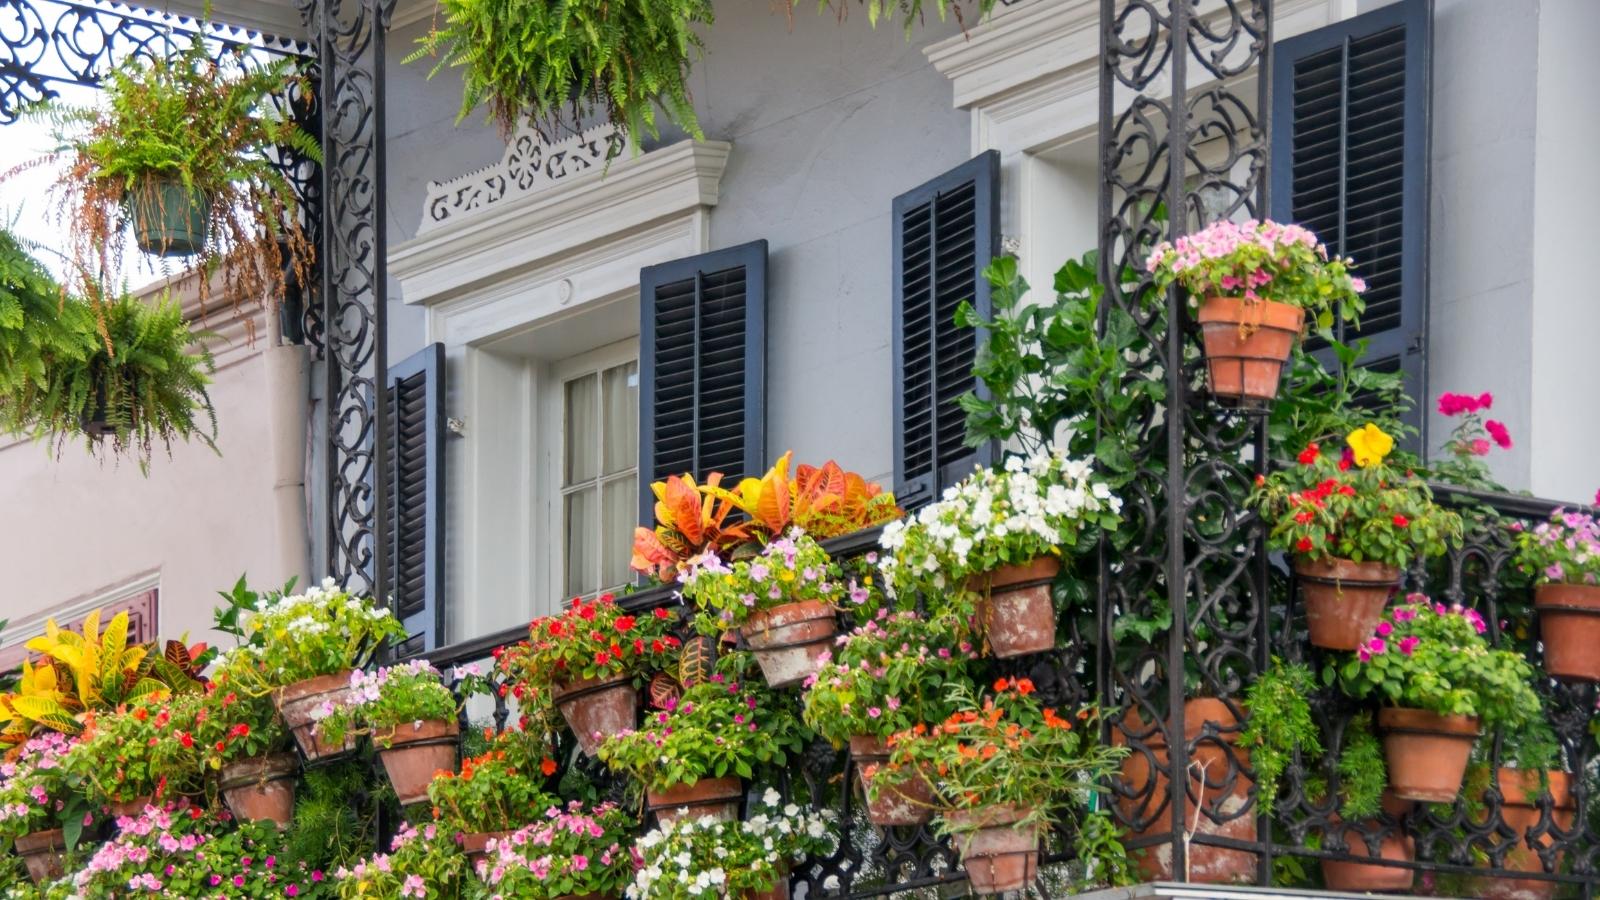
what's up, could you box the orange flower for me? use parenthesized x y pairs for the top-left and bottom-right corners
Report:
(1014, 678), (1035, 696)
(993, 678), (1009, 692)
(980, 744), (997, 760)
(540, 758), (558, 776)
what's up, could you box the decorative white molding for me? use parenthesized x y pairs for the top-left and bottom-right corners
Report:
(391, 139), (731, 307)
(418, 123), (634, 234)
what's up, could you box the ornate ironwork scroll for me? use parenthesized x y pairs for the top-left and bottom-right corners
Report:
(298, 0), (392, 599)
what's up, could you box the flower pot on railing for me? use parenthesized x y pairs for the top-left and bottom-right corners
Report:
(849, 735), (933, 827)
(740, 600), (838, 688)
(460, 829), (515, 869)
(943, 805), (1040, 895)
(969, 556), (1059, 659)
(376, 719), (460, 806)
(218, 752), (299, 826)
(127, 175), (210, 257)
(15, 828), (66, 885)
(1117, 698), (1257, 884)
(1472, 769), (1575, 900)
(107, 794), (153, 819)
(1196, 297), (1304, 407)
(1534, 584), (1600, 681)
(1319, 791), (1415, 893)
(553, 675), (638, 758)
(1295, 556), (1402, 651)
(645, 776), (743, 827)
(1377, 707), (1479, 802)
(274, 670), (358, 761)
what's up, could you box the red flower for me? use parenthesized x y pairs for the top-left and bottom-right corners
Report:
(1470, 438), (1491, 456)
(993, 678), (1010, 692)
(230, 724), (250, 739)
(595, 651), (611, 666)
(1478, 392), (1493, 410)
(132, 707), (148, 722)
(633, 639), (645, 655)
(547, 621), (564, 637)
(1297, 443), (1320, 465)
(576, 603), (596, 621)
(650, 639), (666, 653)
(653, 608), (671, 619)
(1293, 510), (1314, 525)
(178, 732), (194, 749)
(1485, 419), (1512, 449)
(1338, 447), (1355, 471)
(1392, 515), (1409, 528)
(540, 758), (558, 777)
(1296, 537), (1315, 553)
(614, 616), (636, 633)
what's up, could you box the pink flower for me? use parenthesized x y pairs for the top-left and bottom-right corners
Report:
(867, 707), (882, 719)
(1375, 621), (1393, 637)
(1366, 637), (1387, 655)
(1470, 438), (1491, 456)
(1485, 419), (1512, 449)
(1399, 636), (1420, 656)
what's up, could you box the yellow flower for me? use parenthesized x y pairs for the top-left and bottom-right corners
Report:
(1346, 423), (1394, 468)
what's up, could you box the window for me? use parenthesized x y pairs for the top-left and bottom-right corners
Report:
(555, 344), (640, 598)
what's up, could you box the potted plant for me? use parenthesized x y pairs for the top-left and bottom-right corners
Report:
(185, 679), (299, 827)
(62, 696), (201, 819)
(628, 789), (834, 900)
(427, 727), (558, 865)
(38, 33), (315, 305)
(472, 800), (638, 897)
(1514, 507), (1600, 681)
(878, 447), (1121, 658)
(1339, 596), (1545, 802)
(682, 532), (845, 688)
(216, 577), (406, 760)
(1309, 714), (1414, 893)
(1251, 424), (1463, 650)
(313, 661), (461, 806)
(800, 610), (974, 826)
(597, 672), (805, 826)
(498, 594), (680, 757)
(0, 731), (80, 885)
(1145, 218), (1367, 406)
(1474, 766), (1575, 900)
(882, 679), (1127, 895)
(333, 820), (471, 899)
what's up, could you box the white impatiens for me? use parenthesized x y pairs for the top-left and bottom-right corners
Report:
(627, 793), (835, 900)
(878, 446), (1122, 597)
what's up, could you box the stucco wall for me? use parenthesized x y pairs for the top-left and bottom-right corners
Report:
(382, 5), (975, 485)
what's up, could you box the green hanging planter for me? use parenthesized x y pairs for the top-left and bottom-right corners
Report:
(127, 176), (210, 257)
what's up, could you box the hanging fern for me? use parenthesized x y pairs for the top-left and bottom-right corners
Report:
(409, 0), (714, 140)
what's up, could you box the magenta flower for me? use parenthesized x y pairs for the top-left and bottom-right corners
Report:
(1399, 636), (1420, 656)
(1367, 637), (1387, 655)
(1375, 621), (1393, 637)
(1486, 419), (1513, 449)
(867, 707), (882, 719)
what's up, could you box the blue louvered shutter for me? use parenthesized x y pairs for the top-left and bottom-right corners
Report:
(892, 151), (1001, 509)
(638, 241), (768, 524)
(1272, 0), (1431, 444)
(385, 342), (445, 655)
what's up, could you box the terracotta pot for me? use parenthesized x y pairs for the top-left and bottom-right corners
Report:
(554, 675), (638, 758)
(376, 719), (460, 806)
(1294, 556), (1402, 651)
(1378, 707), (1479, 802)
(106, 794), (153, 819)
(1320, 791), (1415, 893)
(1535, 584), (1600, 681)
(746, 880), (790, 900)
(1117, 698), (1257, 884)
(15, 828), (65, 885)
(850, 735), (933, 827)
(1196, 296), (1304, 406)
(968, 556), (1059, 658)
(944, 805), (1040, 895)
(741, 600), (839, 688)
(460, 829), (515, 868)
(274, 670), (358, 760)
(218, 753), (299, 826)
(1473, 769), (1575, 900)
(646, 776), (744, 827)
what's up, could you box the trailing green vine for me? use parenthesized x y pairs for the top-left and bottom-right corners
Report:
(1239, 659), (1321, 819)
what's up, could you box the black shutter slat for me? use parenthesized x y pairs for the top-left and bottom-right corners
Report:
(1273, 0), (1430, 450)
(384, 342), (445, 655)
(639, 241), (768, 525)
(891, 151), (999, 508)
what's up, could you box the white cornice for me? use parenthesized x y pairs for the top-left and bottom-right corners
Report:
(925, 0), (1099, 111)
(390, 139), (731, 307)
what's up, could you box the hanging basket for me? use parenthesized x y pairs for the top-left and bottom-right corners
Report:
(646, 776), (744, 827)
(1196, 296), (1304, 408)
(553, 675), (638, 758)
(218, 753), (300, 827)
(15, 828), (66, 885)
(968, 556), (1060, 658)
(850, 735), (933, 827)
(127, 175), (210, 257)
(740, 600), (838, 689)
(274, 670), (358, 761)
(1295, 556), (1402, 651)
(943, 805), (1040, 895)
(376, 719), (460, 806)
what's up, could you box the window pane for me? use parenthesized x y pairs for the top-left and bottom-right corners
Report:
(603, 361), (639, 476)
(602, 475), (637, 590)
(564, 489), (598, 597)
(564, 373), (599, 484)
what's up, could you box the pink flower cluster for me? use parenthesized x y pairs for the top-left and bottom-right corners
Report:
(1437, 391), (1493, 416)
(1357, 595), (1486, 662)
(1145, 218), (1322, 275)
(476, 801), (632, 889)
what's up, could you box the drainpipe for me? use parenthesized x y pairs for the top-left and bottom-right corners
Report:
(263, 302), (312, 587)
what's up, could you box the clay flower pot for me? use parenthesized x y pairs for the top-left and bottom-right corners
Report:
(106, 795), (153, 819)
(15, 828), (66, 885)
(1295, 556), (1402, 651)
(1117, 698), (1257, 884)
(968, 556), (1059, 658)
(1473, 769), (1575, 900)
(849, 735), (933, 827)
(460, 829), (515, 868)
(553, 675), (639, 758)
(1320, 791), (1416, 893)
(376, 719), (460, 806)
(1196, 296), (1304, 406)
(1378, 707), (1479, 802)
(646, 776), (744, 827)
(740, 600), (839, 688)
(218, 753), (299, 826)
(1534, 584), (1600, 681)
(747, 878), (791, 900)
(943, 804), (1040, 895)
(274, 670), (358, 761)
